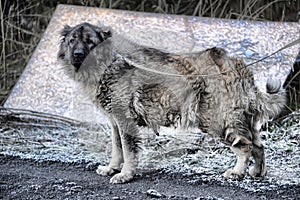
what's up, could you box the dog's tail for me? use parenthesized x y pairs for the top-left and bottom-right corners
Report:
(266, 78), (282, 94)
(264, 78), (286, 118)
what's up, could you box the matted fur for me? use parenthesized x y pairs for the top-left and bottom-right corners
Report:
(58, 23), (287, 184)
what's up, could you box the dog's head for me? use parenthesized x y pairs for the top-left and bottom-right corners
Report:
(58, 22), (112, 72)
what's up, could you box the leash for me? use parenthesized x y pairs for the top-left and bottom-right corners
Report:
(124, 37), (300, 77)
(246, 37), (300, 67)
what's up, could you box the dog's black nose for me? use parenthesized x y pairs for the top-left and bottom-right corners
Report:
(73, 49), (85, 58)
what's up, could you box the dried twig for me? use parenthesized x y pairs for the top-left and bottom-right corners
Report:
(0, 107), (107, 132)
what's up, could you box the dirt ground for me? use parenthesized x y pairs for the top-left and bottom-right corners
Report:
(0, 154), (299, 200)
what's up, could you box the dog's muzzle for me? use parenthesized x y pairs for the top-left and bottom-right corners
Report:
(73, 48), (86, 71)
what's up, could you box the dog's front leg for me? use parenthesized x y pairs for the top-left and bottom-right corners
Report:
(109, 119), (140, 184)
(97, 120), (124, 176)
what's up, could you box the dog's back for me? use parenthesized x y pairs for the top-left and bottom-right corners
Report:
(100, 41), (286, 139)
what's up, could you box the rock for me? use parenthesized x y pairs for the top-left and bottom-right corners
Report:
(146, 189), (165, 198)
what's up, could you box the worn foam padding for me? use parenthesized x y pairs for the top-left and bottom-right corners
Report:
(4, 4), (300, 123)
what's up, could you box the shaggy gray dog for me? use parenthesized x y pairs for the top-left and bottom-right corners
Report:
(58, 22), (286, 184)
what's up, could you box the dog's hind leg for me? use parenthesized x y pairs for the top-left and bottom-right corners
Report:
(223, 128), (252, 180)
(249, 141), (266, 178)
(109, 117), (140, 184)
(97, 119), (124, 176)
(224, 145), (251, 180)
(249, 122), (267, 178)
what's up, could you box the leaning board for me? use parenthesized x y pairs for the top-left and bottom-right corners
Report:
(4, 4), (300, 123)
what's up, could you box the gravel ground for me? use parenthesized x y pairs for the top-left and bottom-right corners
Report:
(1, 154), (299, 200)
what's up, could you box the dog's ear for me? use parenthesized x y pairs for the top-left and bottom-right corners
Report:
(58, 25), (72, 60)
(60, 25), (72, 42)
(96, 26), (112, 42)
(58, 26), (70, 60)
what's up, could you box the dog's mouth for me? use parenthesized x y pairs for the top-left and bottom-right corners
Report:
(72, 57), (85, 72)
(72, 48), (87, 72)
(73, 62), (82, 72)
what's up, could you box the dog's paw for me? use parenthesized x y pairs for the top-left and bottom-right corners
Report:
(96, 165), (119, 176)
(224, 169), (245, 180)
(249, 166), (266, 178)
(109, 172), (134, 184)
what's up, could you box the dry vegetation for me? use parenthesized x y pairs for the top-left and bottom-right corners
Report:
(0, 0), (299, 107)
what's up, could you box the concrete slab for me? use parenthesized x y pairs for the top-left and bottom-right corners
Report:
(4, 4), (300, 123)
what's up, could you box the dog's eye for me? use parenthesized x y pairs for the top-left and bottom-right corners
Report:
(86, 39), (94, 45)
(69, 38), (75, 44)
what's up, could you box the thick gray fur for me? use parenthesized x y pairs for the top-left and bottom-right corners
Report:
(58, 23), (287, 184)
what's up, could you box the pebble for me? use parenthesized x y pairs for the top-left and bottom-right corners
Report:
(147, 189), (165, 198)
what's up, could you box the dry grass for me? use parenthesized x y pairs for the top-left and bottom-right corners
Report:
(0, 0), (299, 107)
(0, 0), (54, 104)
